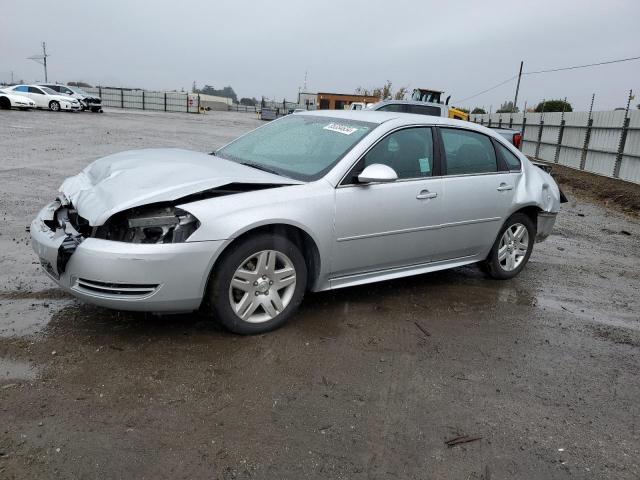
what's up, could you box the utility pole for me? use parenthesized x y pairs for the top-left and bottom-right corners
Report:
(303, 70), (308, 92)
(27, 42), (49, 82)
(512, 60), (523, 112)
(43, 42), (48, 82)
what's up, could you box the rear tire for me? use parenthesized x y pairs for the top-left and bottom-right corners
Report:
(49, 101), (60, 112)
(207, 233), (307, 334)
(0, 97), (10, 109)
(482, 213), (535, 280)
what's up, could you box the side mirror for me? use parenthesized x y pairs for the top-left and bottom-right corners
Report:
(357, 164), (398, 184)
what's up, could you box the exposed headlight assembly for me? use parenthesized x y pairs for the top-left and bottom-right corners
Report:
(95, 206), (200, 244)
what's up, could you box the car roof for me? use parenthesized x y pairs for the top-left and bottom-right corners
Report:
(296, 109), (484, 131)
(297, 110), (516, 145)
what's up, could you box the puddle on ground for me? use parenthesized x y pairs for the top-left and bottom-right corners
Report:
(0, 298), (73, 338)
(0, 358), (38, 381)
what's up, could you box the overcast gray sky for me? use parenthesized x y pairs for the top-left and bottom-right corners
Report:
(2, 0), (639, 111)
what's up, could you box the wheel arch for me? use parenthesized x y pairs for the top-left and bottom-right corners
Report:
(201, 222), (322, 305)
(511, 204), (543, 228)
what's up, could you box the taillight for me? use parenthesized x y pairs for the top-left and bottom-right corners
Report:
(513, 132), (522, 149)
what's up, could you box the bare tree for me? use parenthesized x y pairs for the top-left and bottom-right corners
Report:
(357, 80), (403, 100)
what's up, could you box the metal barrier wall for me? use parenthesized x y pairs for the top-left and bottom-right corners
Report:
(84, 87), (202, 113)
(470, 109), (640, 184)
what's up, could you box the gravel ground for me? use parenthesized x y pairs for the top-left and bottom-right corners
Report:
(0, 108), (639, 479)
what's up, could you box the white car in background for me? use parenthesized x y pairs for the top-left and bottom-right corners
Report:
(0, 88), (36, 110)
(9, 85), (81, 112)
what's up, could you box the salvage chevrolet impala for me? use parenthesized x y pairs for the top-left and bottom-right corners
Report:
(31, 111), (562, 334)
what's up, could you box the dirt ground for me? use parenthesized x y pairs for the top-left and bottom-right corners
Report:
(1, 109), (639, 480)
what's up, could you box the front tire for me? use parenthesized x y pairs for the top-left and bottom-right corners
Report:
(49, 101), (60, 112)
(0, 97), (10, 109)
(207, 233), (307, 334)
(482, 213), (535, 280)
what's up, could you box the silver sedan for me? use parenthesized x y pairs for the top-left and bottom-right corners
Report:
(31, 111), (562, 334)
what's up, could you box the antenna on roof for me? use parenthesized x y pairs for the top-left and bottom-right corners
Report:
(28, 42), (49, 82)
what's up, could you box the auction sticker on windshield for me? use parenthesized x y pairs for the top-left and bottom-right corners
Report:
(323, 123), (359, 135)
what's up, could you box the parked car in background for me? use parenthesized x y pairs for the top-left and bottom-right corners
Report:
(369, 99), (448, 116)
(31, 111), (563, 335)
(39, 84), (102, 112)
(9, 85), (81, 112)
(369, 100), (523, 148)
(0, 88), (36, 110)
(485, 126), (523, 150)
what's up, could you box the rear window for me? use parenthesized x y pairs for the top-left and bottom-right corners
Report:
(405, 104), (441, 116)
(376, 104), (406, 113)
(495, 142), (522, 170)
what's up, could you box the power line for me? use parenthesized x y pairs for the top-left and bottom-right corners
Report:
(452, 54), (640, 105)
(523, 55), (640, 75)
(452, 75), (518, 104)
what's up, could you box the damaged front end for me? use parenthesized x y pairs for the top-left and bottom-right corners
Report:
(93, 206), (199, 244)
(41, 199), (201, 275)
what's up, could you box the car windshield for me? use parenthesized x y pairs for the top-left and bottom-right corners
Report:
(40, 87), (59, 95)
(69, 87), (88, 95)
(216, 115), (376, 181)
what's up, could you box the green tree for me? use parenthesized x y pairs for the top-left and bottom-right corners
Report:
(534, 99), (572, 112)
(471, 107), (486, 114)
(496, 100), (518, 113)
(240, 97), (257, 106)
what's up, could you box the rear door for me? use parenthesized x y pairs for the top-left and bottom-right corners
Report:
(12, 85), (31, 102)
(435, 127), (517, 261)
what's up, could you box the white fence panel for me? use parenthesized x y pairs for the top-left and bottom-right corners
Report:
(471, 109), (640, 184)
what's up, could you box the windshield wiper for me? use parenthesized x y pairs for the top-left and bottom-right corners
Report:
(240, 162), (281, 176)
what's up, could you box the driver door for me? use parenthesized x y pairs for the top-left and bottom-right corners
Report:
(332, 127), (443, 278)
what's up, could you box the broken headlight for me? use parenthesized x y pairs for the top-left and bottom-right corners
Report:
(95, 206), (200, 244)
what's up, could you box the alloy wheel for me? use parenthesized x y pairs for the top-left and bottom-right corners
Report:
(498, 223), (529, 271)
(228, 250), (297, 323)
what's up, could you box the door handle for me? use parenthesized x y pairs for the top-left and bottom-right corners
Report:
(416, 190), (438, 200)
(496, 183), (513, 192)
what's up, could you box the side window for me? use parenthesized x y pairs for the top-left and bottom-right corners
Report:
(495, 142), (521, 170)
(363, 128), (434, 180)
(62, 87), (73, 94)
(440, 128), (498, 175)
(14, 86), (28, 92)
(29, 87), (43, 94)
(376, 104), (406, 113)
(405, 104), (442, 116)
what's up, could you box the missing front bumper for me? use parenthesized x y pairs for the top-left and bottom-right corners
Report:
(536, 212), (557, 242)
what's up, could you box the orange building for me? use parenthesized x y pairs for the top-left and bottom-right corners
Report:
(316, 92), (379, 110)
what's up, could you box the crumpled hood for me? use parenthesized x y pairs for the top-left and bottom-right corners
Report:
(59, 148), (301, 226)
